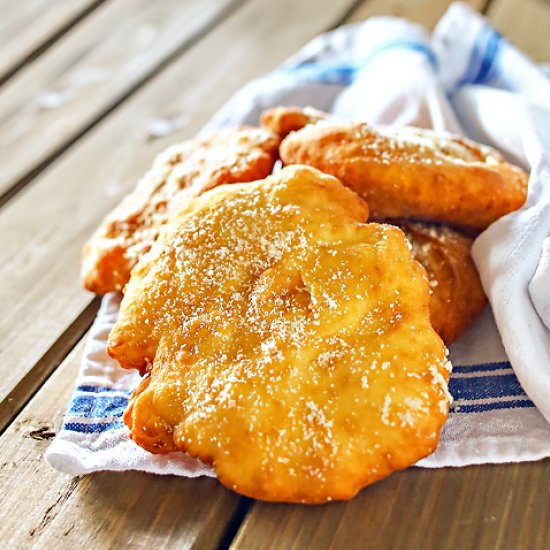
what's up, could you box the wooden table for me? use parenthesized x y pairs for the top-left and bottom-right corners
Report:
(1, 0), (549, 548)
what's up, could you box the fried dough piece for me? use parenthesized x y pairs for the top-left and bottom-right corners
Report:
(398, 221), (487, 345)
(108, 165), (451, 503)
(82, 126), (280, 294)
(280, 119), (528, 229)
(261, 106), (328, 139)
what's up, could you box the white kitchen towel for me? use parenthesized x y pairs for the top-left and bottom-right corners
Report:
(46, 2), (550, 476)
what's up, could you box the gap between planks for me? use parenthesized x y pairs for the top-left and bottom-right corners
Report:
(0, 297), (100, 435)
(229, 460), (550, 549)
(0, 0), (108, 87)
(482, 0), (496, 16)
(0, 0), (248, 209)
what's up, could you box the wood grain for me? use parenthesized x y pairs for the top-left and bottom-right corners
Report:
(231, 461), (550, 549)
(0, 338), (241, 549)
(0, 0), (241, 202)
(0, 0), (105, 85)
(346, 0), (485, 29)
(487, 0), (550, 61)
(0, 0), (360, 439)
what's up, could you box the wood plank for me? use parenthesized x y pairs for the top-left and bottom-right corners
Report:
(231, 461), (550, 549)
(0, 0), (360, 431)
(487, 0), (550, 61)
(0, 337), (241, 549)
(0, 0), (106, 85)
(0, 0), (241, 203)
(346, 0), (485, 29)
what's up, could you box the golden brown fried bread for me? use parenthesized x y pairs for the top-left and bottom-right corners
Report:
(280, 120), (528, 229)
(399, 221), (487, 345)
(82, 126), (280, 294)
(261, 106), (328, 139)
(108, 165), (451, 503)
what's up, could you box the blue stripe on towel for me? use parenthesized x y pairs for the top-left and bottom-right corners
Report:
(448, 361), (535, 412)
(472, 30), (501, 85)
(282, 63), (356, 85)
(449, 374), (526, 401)
(455, 27), (502, 91)
(62, 421), (125, 434)
(452, 361), (511, 373)
(455, 399), (534, 414)
(76, 384), (132, 394)
(69, 394), (129, 418)
(283, 40), (438, 85)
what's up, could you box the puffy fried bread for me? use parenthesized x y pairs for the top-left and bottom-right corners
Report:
(108, 165), (451, 503)
(261, 106), (328, 139)
(82, 126), (280, 294)
(280, 119), (528, 229)
(399, 221), (487, 344)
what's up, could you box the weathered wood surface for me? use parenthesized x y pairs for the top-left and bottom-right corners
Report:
(0, 298), (100, 435)
(0, 338), (241, 549)
(0, 0), (241, 202)
(0, 0), (254, 432)
(232, 460), (550, 549)
(488, 0), (550, 61)
(0, 0), (105, 84)
(0, 1), (370, 547)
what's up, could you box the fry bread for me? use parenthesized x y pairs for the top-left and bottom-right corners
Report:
(277, 111), (527, 229)
(82, 126), (279, 294)
(108, 165), (450, 503)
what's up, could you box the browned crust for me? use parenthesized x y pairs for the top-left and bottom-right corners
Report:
(123, 374), (179, 454)
(398, 221), (487, 344)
